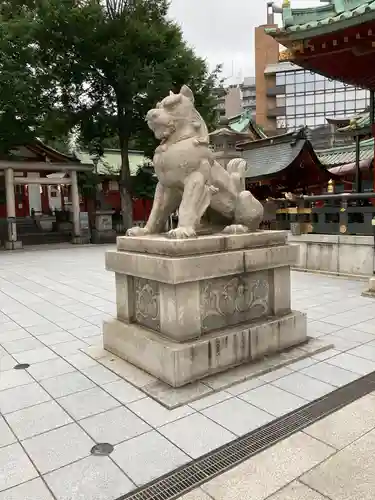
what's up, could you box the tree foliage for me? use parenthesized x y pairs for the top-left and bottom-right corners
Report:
(0, 0), (223, 228)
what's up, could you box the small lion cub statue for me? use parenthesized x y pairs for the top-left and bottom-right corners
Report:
(127, 85), (264, 239)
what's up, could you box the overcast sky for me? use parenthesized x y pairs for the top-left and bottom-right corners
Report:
(168, 0), (322, 83)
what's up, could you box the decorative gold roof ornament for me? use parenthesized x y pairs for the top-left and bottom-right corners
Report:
(282, 0), (291, 6)
(279, 48), (295, 61)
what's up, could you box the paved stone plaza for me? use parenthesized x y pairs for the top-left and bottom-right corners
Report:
(0, 245), (375, 499)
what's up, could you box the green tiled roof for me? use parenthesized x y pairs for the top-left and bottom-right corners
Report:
(338, 111), (370, 132)
(266, 0), (375, 39)
(228, 110), (267, 139)
(74, 149), (146, 176)
(316, 137), (374, 166)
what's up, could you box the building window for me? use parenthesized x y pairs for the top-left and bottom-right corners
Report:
(296, 95), (304, 106)
(306, 82), (315, 92)
(276, 72), (286, 86)
(286, 73), (295, 84)
(276, 95), (286, 107)
(295, 71), (305, 83)
(355, 99), (366, 110)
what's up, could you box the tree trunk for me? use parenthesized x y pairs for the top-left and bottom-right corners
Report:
(119, 134), (133, 231)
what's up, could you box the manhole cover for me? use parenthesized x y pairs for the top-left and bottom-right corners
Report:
(90, 443), (114, 456)
(14, 363), (30, 370)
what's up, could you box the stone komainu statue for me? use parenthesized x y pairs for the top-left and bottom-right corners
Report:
(127, 85), (264, 239)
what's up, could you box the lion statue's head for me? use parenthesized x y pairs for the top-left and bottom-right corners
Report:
(146, 85), (208, 143)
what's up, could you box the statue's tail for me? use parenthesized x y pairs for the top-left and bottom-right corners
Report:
(227, 158), (247, 192)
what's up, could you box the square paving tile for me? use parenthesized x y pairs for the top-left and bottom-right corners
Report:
(300, 362), (359, 387)
(0, 354), (18, 372)
(112, 430), (189, 485)
(27, 358), (76, 381)
(288, 357), (317, 371)
(0, 443), (38, 492)
(63, 352), (98, 369)
(308, 320), (342, 335)
(352, 320), (375, 334)
(127, 397), (194, 428)
(202, 432), (334, 500)
(349, 344), (375, 362)
(103, 380), (146, 404)
(58, 387), (120, 420)
(0, 478), (54, 500)
(305, 394), (375, 449)
(272, 372), (335, 401)
(13, 347), (57, 365)
(0, 370), (33, 391)
(202, 397), (273, 435)
(334, 328), (375, 344)
(22, 423), (94, 474)
(79, 406), (151, 444)
(26, 323), (65, 336)
(40, 371), (95, 398)
(81, 365), (120, 385)
(240, 384), (307, 417)
(225, 378), (265, 396)
(0, 417), (16, 448)
(0, 329), (31, 344)
(189, 391), (233, 410)
(38, 331), (77, 346)
(302, 428), (375, 500)
(312, 348), (341, 361)
(322, 335), (361, 352)
(0, 383), (51, 415)
(50, 340), (88, 356)
(257, 367), (294, 383)
(1, 337), (44, 354)
(326, 352), (375, 375)
(267, 480), (328, 500)
(159, 413), (235, 458)
(5, 400), (72, 440)
(45, 456), (134, 500)
(67, 325), (101, 338)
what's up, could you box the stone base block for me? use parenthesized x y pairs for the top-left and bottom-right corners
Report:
(71, 235), (90, 245)
(103, 311), (307, 387)
(92, 229), (117, 244)
(4, 240), (23, 250)
(362, 277), (375, 298)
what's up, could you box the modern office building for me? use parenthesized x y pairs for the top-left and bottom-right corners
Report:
(265, 61), (370, 132)
(255, 18), (370, 144)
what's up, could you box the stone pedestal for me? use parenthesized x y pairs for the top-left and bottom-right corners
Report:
(103, 231), (307, 387)
(363, 277), (375, 298)
(92, 210), (116, 244)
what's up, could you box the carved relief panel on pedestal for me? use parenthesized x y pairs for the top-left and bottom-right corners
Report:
(200, 271), (270, 333)
(134, 277), (160, 331)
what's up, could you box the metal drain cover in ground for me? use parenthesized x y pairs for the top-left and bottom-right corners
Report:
(14, 363), (30, 370)
(91, 443), (114, 456)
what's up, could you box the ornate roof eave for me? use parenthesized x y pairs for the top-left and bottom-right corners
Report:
(209, 127), (250, 138)
(267, 1), (375, 43)
(237, 127), (307, 151)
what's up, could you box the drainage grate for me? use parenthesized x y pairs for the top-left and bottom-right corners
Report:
(117, 372), (375, 500)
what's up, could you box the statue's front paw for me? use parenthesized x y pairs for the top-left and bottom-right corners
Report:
(126, 226), (150, 237)
(167, 227), (196, 239)
(223, 224), (249, 235)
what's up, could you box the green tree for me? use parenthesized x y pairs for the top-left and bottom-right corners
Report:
(0, 2), (57, 155)
(29, 0), (222, 229)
